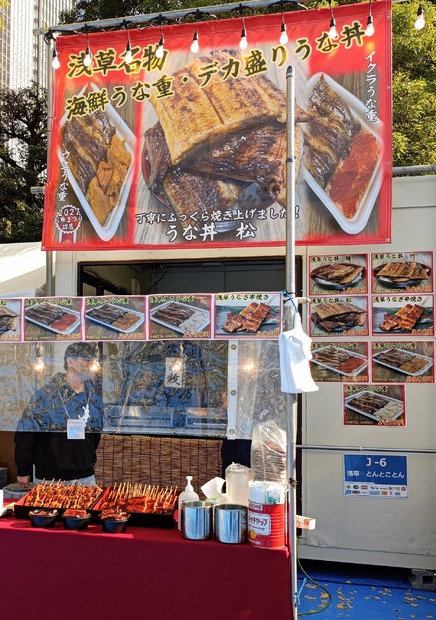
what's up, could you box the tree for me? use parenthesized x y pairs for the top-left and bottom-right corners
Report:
(392, 0), (436, 166)
(0, 85), (47, 242)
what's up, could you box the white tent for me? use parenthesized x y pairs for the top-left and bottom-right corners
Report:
(0, 242), (49, 297)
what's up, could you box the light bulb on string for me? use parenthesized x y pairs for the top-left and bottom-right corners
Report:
(365, 0), (375, 37)
(415, 4), (425, 30)
(239, 19), (248, 50)
(156, 35), (165, 59)
(52, 47), (60, 70)
(33, 344), (45, 372)
(124, 34), (133, 64)
(191, 30), (199, 53)
(327, 0), (338, 41)
(365, 14), (374, 37)
(328, 17), (338, 40)
(279, 20), (288, 45)
(83, 31), (92, 68)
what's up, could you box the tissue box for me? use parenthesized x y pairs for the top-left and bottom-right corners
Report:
(0, 468), (7, 489)
(296, 515), (316, 530)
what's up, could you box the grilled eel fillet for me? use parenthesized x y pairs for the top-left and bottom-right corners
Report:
(162, 167), (243, 227)
(150, 49), (289, 165)
(376, 261), (429, 281)
(144, 121), (304, 208)
(61, 110), (116, 193)
(303, 75), (361, 188)
(310, 263), (364, 284)
(312, 301), (366, 321)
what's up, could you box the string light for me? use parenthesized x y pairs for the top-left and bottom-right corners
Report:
(156, 32), (165, 58)
(414, 4), (425, 30)
(239, 18), (248, 49)
(328, 0), (338, 40)
(52, 46), (60, 70)
(33, 344), (45, 372)
(83, 31), (92, 67)
(191, 30), (199, 53)
(365, 0), (374, 37)
(90, 358), (100, 373)
(124, 24), (133, 64)
(279, 15), (288, 44)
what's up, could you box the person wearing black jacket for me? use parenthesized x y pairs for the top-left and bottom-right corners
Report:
(14, 342), (103, 486)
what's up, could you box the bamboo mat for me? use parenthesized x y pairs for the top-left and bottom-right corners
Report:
(95, 434), (223, 491)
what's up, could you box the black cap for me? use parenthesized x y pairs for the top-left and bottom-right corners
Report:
(64, 342), (97, 363)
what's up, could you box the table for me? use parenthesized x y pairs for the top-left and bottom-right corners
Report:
(0, 513), (293, 620)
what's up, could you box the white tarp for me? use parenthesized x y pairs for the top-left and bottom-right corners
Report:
(0, 242), (48, 297)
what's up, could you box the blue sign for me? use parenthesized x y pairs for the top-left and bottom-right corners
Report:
(344, 454), (408, 497)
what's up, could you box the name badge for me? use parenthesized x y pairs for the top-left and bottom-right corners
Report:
(67, 419), (85, 439)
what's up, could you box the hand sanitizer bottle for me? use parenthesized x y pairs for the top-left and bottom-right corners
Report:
(178, 475), (199, 530)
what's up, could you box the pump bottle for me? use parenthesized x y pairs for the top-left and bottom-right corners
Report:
(178, 475), (199, 530)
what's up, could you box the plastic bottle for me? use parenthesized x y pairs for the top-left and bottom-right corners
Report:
(178, 475), (199, 530)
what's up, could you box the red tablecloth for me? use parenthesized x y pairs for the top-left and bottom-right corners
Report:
(0, 513), (292, 620)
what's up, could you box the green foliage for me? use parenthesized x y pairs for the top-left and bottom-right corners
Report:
(0, 85), (47, 242)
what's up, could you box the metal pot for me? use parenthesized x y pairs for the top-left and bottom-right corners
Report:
(214, 503), (247, 544)
(181, 501), (214, 540)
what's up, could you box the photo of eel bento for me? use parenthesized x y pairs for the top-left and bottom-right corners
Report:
(60, 90), (133, 234)
(302, 73), (382, 230)
(142, 49), (307, 231)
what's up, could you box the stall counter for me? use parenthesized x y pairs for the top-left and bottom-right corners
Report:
(0, 513), (293, 620)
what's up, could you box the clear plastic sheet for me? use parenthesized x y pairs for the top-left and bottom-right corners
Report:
(4, 339), (285, 440)
(227, 340), (288, 440)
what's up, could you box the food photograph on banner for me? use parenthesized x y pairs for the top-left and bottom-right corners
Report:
(0, 299), (22, 342)
(371, 251), (433, 294)
(309, 295), (368, 337)
(371, 294), (434, 336)
(343, 383), (406, 426)
(214, 292), (281, 338)
(310, 341), (369, 382)
(24, 297), (83, 342)
(148, 294), (212, 339)
(371, 340), (434, 383)
(42, 0), (392, 251)
(308, 253), (368, 296)
(84, 295), (146, 340)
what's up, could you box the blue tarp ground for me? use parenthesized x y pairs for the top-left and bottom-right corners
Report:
(296, 560), (436, 619)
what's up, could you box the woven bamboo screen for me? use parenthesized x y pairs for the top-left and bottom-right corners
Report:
(95, 434), (223, 490)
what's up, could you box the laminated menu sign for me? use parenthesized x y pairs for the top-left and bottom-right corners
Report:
(149, 294), (212, 339)
(344, 454), (408, 498)
(372, 295), (434, 337)
(310, 342), (368, 383)
(24, 297), (83, 342)
(85, 296), (146, 341)
(42, 1), (392, 251)
(309, 296), (368, 338)
(372, 341), (434, 384)
(308, 253), (368, 296)
(343, 383), (405, 426)
(0, 299), (22, 342)
(371, 251), (433, 294)
(214, 293), (281, 339)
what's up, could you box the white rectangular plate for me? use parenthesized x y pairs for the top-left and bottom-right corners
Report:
(311, 346), (367, 377)
(25, 303), (81, 335)
(304, 72), (384, 234)
(86, 304), (144, 334)
(345, 390), (404, 422)
(373, 348), (433, 376)
(150, 301), (210, 335)
(57, 83), (135, 241)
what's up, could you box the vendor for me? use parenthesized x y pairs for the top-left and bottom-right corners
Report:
(14, 342), (103, 486)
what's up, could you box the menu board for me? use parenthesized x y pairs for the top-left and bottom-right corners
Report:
(214, 293), (281, 339)
(149, 294), (212, 339)
(24, 297), (83, 342)
(84, 296), (146, 340)
(0, 299), (21, 342)
(343, 384), (405, 426)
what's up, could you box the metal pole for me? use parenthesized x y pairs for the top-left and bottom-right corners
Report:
(285, 65), (298, 620)
(45, 37), (54, 296)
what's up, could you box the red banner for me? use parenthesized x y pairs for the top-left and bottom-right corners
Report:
(43, 1), (392, 251)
